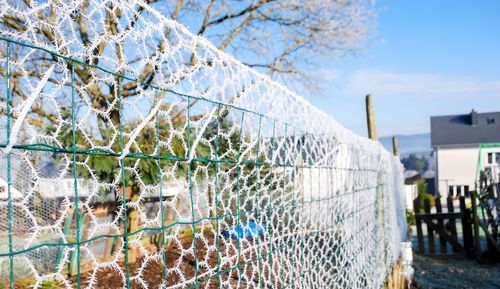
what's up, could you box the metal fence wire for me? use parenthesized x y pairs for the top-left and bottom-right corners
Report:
(0, 1), (406, 288)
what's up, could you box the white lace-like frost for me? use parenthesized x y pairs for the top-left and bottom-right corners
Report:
(0, 1), (406, 288)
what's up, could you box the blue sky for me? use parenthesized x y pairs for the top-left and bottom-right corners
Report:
(304, 0), (500, 137)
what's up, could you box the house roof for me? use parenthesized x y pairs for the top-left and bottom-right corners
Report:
(431, 110), (500, 147)
(404, 173), (422, 185)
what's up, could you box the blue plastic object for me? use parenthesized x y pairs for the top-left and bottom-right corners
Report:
(222, 222), (266, 239)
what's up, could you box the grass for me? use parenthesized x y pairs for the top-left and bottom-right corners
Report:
(0, 277), (60, 289)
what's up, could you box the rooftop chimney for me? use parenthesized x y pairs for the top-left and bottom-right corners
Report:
(471, 108), (478, 126)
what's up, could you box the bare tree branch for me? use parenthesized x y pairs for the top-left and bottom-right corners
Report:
(204, 0), (273, 30)
(218, 12), (256, 51)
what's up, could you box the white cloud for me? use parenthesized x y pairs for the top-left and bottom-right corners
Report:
(342, 69), (500, 98)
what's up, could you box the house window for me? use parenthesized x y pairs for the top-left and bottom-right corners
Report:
(448, 186), (454, 197)
(456, 185), (462, 197)
(0, 186), (4, 194)
(487, 152), (500, 164)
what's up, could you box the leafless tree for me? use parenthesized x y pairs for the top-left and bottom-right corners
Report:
(0, 0), (376, 139)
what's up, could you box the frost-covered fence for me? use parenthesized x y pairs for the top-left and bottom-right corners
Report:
(0, 1), (406, 288)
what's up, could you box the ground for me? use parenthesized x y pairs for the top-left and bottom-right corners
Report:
(410, 253), (500, 289)
(1, 233), (301, 289)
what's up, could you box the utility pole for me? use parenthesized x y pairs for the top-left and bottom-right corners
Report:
(365, 94), (377, 141)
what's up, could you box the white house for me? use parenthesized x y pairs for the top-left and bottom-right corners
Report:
(431, 109), (500, 202)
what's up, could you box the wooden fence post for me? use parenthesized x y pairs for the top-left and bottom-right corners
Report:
(365, 94), (378, 141)
(392, 136), (398, 156)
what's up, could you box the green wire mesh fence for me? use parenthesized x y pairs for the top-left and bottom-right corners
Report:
(0, 1), (406, 288)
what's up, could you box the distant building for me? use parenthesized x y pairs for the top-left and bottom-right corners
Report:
(431, 109), (500, 201)
(404, 171), (421, 210)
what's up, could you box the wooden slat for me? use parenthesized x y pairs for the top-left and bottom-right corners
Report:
(435, 198), (447, 253)
(447, 196), (459, 253)
(414, 199), (425, 253)
(422, 218), (465, 253)
(479, 219), (500, 255)
(414, 212), (463, 220)
(459, 197), (474, 258)
(424, 199), (436, 254)
(470, 192), (482, 259)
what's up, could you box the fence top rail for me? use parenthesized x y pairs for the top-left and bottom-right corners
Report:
(415, 212), (463, 219)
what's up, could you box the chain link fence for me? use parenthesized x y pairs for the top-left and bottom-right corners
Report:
(0, 1), (406, 288)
